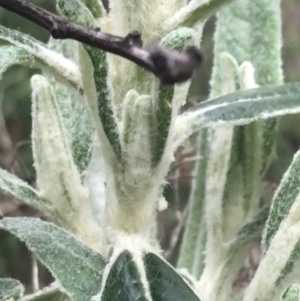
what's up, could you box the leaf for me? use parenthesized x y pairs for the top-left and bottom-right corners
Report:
(79, 0), (106, 18)
(85, 140), (106, 227)
(57, 0), (122, 163)
(174, 83), (300, 148)
(123, 95), (152, 190)
(45, 38), (94, 175)
(31, 74), (84, 209)
(100, 251), (147, 301)
(151, 27), (196, 167)
(282, 284), (300, 301)
(242, 209), (300, 301)
(219, 52), (239, 94)
(0, 217), (105, 301)
(77, 45), (117, 169)
(249, 0), (283, 175)
(121, 90), (139, 148)
(163, 0), (235, 33)
(143, 252), (201, 301)
(177, 130), (208, 276)
(0, 46), (35, 80)
(0, 278), (24, 301)
(20, 282), (68, 301)
(0, 167), (50, 214)
(263, 146), (300, 251)
(230, 204), (270, 246)
(98, 250), (201, 301)
(0, 25), (81, 91)
(56, 0), (94, 28)
(243, 148), (300, 301)
(31, 74), (102, 250)
(82, 46), (121, 162)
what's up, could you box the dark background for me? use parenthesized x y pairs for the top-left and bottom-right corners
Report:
(0, 0), (299, 294)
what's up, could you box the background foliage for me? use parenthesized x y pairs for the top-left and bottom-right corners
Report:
(0, 0), (300, 294)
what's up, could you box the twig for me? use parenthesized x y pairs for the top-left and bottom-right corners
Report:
(0, 0), (204, 84)
(31, 254), (39, 292)
(0, 87), (14, 154)
(164, 205), (189, 260)
(0, 0), (155, 72)
(8, 140), (31, 171)
(169, 155), (202, 173)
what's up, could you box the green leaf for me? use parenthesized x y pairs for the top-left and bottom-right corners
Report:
(77, 45), (117, 170)
(263, 146), (300, 251)
(121, 90), (139, 148)
(31, 75), (84, 208)
(57, 0), (122, 163)
(144, 252), (201, 301)
(98, 251), (201, 301)
(0, 46), (35, 80)
(0, 25), (81, 91)
(0, 278), (24, 301)
(20, 282), (68, 301)
(57, 0), (94, 28)
(177, 130), (208, 277)
(79, 0), (106, 18)
(45, 38), (94, 174)
(151, 28), (196, 167)
(243, 147), (300, 300)
(230, 204), (270, 246)
(0, 217), (105, 301)
(0, 168), (50, 214)
(100, 251), (146, 301)
(123, 95), (152, 178)
(174, 83), (300, 148)
(249, 0), (283, 175)
(163, 0), (235, 33)
(243, 212), (300, 301)
(86, 140), (106, 227)
(82, 46), (121, 162)
(31, 74), (103, 250)
(282, 284), (300, 301)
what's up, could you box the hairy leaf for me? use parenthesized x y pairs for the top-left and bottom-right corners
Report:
(243, 147), (300, 300)
(249, 0), (283, 174)
(79, 0), (106, 18)
(0, 168), (50, 214)
(163, 0), (235, 33)
(144, 252), (201, 301)
(45, 38), (94, 175)
(31, 74), (83, 210)
(174, 83), (300, 148)
(263, 146), (300, 251)
(20, 282), (68, 301)
(31, 75), (102, 250)
(121, 90), (139, 148)
(0, 278), (24, 301)
(0, 218), (105, 301)
(177, 130), (208, 277)
(57, 0), (122, 163)
(100, 251), (147, 301)
(230, 204), (270, 246)
(0, 25), (81, 90)
(123, 95), (152, 186)
(0, 45), (35, 80)
(282, 284), (300, 301)
(151, 27), (196, 167)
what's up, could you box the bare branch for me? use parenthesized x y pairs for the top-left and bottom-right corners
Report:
(0, 0), (154, 71)
(0, 0), (204, 84)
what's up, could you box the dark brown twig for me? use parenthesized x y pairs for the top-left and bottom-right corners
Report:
(0, 0), (204, 84)
(0, 0), (155, 72)
(164, 205), (189, 260)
